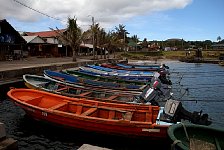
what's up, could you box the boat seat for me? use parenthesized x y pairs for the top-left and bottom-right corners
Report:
(53, 76), (65, 81)
(79, 92), (92, 96)
(81, 107), (97, 116)
(107, 95), (118, 100)
(56, 87), (68, 92)
(49, 102), (68, 110)
(97, 105), (127, 113)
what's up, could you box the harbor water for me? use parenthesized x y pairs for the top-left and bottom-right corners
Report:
(0, 60), (224, 150)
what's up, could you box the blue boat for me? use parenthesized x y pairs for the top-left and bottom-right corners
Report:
(43, 70), (145, 91)
(87, 64), (155, 76)
(78, 67), (153, 83)
(63, 68), (145, 86)
(108, 63), (163, 71)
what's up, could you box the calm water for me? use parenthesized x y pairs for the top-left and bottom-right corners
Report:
(1, 60), (224, 150)
(164, 60), (224, 128)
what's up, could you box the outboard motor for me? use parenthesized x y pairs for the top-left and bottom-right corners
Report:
(137, 76), (167, 105)
(162, 63), (169, 69)
(132, 72), (172, 105)
(160, 99), (212, 126)
(158, 70), (172, 85)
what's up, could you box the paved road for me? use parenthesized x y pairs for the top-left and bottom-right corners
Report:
(0, 56), (100, 71)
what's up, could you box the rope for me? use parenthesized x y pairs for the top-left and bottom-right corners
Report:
(170, 122), (189, 150)
(180, 122), (189, 141)
(171, 140), (182, 150)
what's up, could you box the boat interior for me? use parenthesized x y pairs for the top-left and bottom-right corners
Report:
(13, 92), (159, 123)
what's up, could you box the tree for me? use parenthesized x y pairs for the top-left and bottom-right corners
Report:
(50, 16), (82, 61)
(103, 30), (121, 58)
(115, 24), (129, 52)
(97, 28), (107, 58)
(131, 35), (139, 51)
(217, 36), (222, 42)
(142, 38), (148, 48)
(90, 22), (100, 59)
(204, 40), (212, 49)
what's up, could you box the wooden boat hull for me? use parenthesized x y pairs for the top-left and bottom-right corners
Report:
(7, 88), (172, 139)
(167, 123), (224, 150)
(23, 74), (141, 103)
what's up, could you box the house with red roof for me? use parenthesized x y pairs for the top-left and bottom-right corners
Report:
(24, 29), (72, 57)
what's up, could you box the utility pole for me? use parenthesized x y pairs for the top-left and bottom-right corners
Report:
(123, 31), (126, 52)
(91, 16), (95, 59)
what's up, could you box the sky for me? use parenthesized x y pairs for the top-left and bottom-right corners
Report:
(0, 0), (223, 42)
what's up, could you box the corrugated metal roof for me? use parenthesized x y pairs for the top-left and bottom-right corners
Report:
(22, 36), (45, 43)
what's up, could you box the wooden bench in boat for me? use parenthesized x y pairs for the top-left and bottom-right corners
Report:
(78, 91), (92, 96)
(49, 102), (68, 110)
(81, 107), (97, 116)
(106, 95), (118, 100)
(53, 76), (65, 81)
(56, 87), (68, 92)
(73, 102), (134, 120)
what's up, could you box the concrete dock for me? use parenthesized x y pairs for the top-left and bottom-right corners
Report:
(0, 122), (18, 150)
(0, 56), (116, 86)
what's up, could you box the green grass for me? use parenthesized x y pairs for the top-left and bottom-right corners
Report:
(116, 50), (224, 60)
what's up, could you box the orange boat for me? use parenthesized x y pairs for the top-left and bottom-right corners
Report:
(7, 88), (174, 139)
(8, 88), (212, 139)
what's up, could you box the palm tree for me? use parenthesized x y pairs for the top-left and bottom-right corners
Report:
(115, 24), (129, 52)
(131, 35), (139, 51)
(50, 16), (82, 61)
(97, 28), (107, 59)
(101, 30), (119, 58)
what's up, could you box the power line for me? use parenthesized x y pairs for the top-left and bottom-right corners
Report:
(13, 0), (64, 22)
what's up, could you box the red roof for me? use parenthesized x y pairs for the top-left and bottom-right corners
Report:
(25, 29), (66, 38)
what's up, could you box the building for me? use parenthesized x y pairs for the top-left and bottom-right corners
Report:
(24, 29), (72, 57)
(211, 44), (224, 50)
(0, 19), (26, 60)
(22, 35), (46, 56)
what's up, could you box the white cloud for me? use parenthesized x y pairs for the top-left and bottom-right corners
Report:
(0, 0), (192, 29)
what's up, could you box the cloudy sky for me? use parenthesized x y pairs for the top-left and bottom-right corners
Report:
(0, 0), (223, 41)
